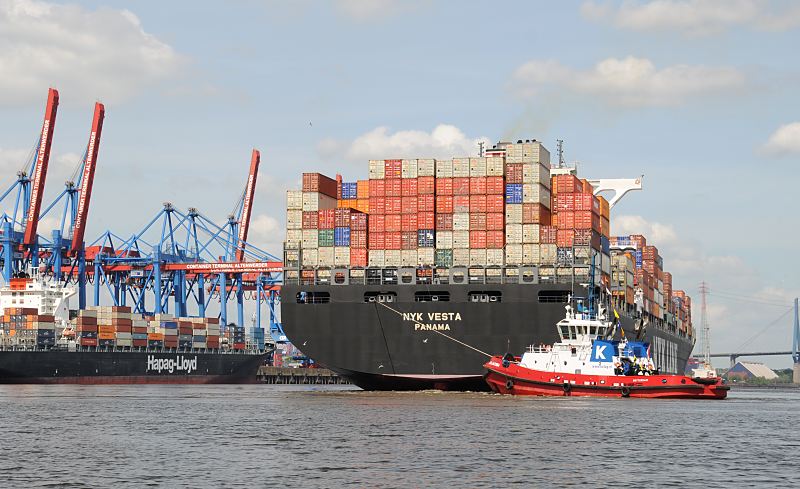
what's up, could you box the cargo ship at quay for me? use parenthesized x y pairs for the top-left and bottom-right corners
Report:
(281, 140), (696, 391)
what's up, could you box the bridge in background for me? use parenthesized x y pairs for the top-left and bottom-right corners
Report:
(694, 351), (793, 369)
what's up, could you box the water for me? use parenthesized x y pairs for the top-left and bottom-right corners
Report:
(1, 385), (799, 488)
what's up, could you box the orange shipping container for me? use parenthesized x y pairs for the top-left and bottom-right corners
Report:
(436, 178), (453, 195)
(356, 180), (369, 199)
(369, 179), (385, 197)
(98, 325), (116, 334)
(453, 177), (470, 195)
(147, 333), (164, 340)
(98, 332), (115, 340)
(418, 194), (435, 212)
(385, 178), (401, 196)
(486, 176), (504, 195)
(418, 176), (435, 194)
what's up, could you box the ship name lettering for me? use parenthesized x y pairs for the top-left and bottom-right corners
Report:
(414, 323), (451, 331)
(147, 355), (198, 374)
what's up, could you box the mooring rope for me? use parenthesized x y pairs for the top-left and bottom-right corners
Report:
(374, 300), (493, 359)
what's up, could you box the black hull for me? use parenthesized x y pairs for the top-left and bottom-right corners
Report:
(282, 282), (695, 391)
(0, 350), (267, 384)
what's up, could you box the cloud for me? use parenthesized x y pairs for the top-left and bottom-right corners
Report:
(246, 213), (282, 257)
(334, 0), (420, 22)
(611, 214), (679, 247)
(0, 0), (183, 107)
(763, 122), (800, 155)
(319, 124), (491, 164)
(581, 0), (800, 35)
(510, 57), (745, 107)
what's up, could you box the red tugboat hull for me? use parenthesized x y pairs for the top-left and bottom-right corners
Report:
(484, 356), (729, 399)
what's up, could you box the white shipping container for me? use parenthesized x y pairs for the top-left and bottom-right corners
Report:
(301, 230), (319, 249)
(469, 157), (487, 176)
(521, 142), (551, 168)
(401, 249), (417, 267)
(384, 250), (402, 267)
(469, 249), (487, 266)
(435, 159), (453, 178)
(318, 247), (335, 266)
(287, 190), (303, 210)
(453, 213), (470, 231)
(539, 244), (557, 265)
(436, 230), (453, 249)
(506, 155), (524, 163)
(486, 157), (504, 176)
(523, 224), (541, 244)
(522, 243), (540, 264)
(505, 204), (523, 224)
(505, 224), (523, 244)
(417, 248), (435, 266)
(453, 248), (470, 266)
(401, 159), (418, 178)
(522, 184), (550, 207)
(453, 158), (470, 177)
(453, 230), (470, 248)
(522, 163), (551, 186)
(334, 247), (350, 266)
(417, 158), (435, 177)
(302, 192), (336, 212)
(505, 244), (523, 265)
(302, 248), (318, 267)
(486, 249), (504, 266)
(116, 339), (133, 347)
(286, 210), (303, 230)
(369, 160), (385, 179)
(286, 229), (302, 249)
(368, 249), (385, 267)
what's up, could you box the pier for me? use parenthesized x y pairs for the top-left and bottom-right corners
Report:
(256, 366), (350, 385)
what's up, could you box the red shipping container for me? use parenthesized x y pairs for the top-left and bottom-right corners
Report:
(418, 176), (435, 194)
(302, 211), (318, 229)
(556, 194), (574, 212)
(557, 211), (574, 229)
(435, 213), (453, 230)
(418, 194), (435, 212)
(350, 212), (367, 230)
(385, 197), (402, 214)
(523, 203), (551, 224)
(505, 163), (522, 184)
(369, 179), (385, 197)
(486, 230), (505, 249)
(80, 338), (98, 347)
(369, 232), (385, 249)
(116, 324), (132, 333)
(385, 232), (402, 250)
(540, 225), (557, 244)
(401, 231), (417, 250)
(469, 213), (487, 231)
(385, 214), (401, 232)
(573, 210), (592, 230)
(384, 159), (402, 178)
(486, 176), (504, 195)
(630, 234), (647, 250)
(302, 173), (337, 197)
(643, 245), (659, 261)
(385, 178), (401, 197)
(486, 194), (504, 213)
(436, 178), (453, 195)
(555, 174), (583, 194)
(318, 209), (335, 229)
(454, 195), (470, 213)
(469, 176), (487, 195)
(401, 178), (418, 196)
(334, 208), (351, 227)
(401, 214), (418, 231)
(418, 212), (435, 229)
(401, 197), (418, 214)
(369, 197), (385, 215)
(486, 212), (504, 230)
(350, 230), (368, 248)
(469, 231), (487, 248)
(453, 177), (470, 195)
(368, 214), (385, 233)
(436, 195), (453, 213)
(557, 229), (575, 247)
(350, 248), (368, 267)
(469, 195), (487, 213)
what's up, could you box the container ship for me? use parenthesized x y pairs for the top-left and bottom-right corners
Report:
(280, 139), (695, 391)
(0, 272), (267, 384)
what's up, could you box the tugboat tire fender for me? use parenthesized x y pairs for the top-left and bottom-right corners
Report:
(505, 380), (514, 391)
(563, 382), (571, 395)
(621, 386), (631, 398)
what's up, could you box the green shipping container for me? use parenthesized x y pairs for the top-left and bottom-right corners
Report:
(318, 229), (334, 247)
(435, 249), (454, 267)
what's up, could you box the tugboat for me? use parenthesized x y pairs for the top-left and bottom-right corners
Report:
(483, 298), (728, 399)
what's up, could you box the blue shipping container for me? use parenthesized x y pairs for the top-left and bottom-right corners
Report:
(635, 250), (643, 267)
(417, 229), (435, 247)
(334, 227), (351, 246)
(163, 321), (178, 328)
(505, 184), (523, 204)
(601, 236), (610, 255)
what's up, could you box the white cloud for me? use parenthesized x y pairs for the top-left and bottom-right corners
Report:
(510, 57), (745, 107)
(0, 0), (183, 107)
(327, 124), (491, 162)
(246, 213), (282, 256)
(334, 0), (419, 22)
(611, 214), (679, 247)
(581, 0), (800, 35)
(763, 122), (800, 155)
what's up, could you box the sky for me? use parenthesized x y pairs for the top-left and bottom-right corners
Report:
(0, 0), (798, 367)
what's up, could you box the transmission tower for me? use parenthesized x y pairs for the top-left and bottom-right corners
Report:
(699, 282), (711, 365)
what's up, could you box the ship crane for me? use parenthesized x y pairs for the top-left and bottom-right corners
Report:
(70, 102), (105, 256)
(234, 149), (260, 262)
(23, 88), (59, 247)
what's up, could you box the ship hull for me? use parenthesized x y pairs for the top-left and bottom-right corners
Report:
(0, 350), (266, 384)
(281, 282), (695, 391)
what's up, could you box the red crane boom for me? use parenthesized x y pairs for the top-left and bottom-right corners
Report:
(70, 102), (105, 255)
(235, 149), (260, 262)
(23, 88), (59, 245)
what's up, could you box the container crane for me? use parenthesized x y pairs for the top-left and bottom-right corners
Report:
(70, 102), (105, 255)
(23, 88), (59, 247)
(235, 149), (260, 262)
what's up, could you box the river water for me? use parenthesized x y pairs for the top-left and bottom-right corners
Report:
(1, 385), (798, 488)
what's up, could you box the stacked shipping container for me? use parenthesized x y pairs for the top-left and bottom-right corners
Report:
(0, 307), (56, 348)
